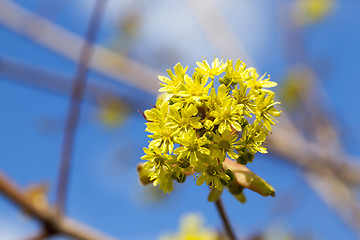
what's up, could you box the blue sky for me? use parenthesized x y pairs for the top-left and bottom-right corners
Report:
(0, 0), (360, 239)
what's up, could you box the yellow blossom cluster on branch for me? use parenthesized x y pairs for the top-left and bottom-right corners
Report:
(140, 57), (281, 194)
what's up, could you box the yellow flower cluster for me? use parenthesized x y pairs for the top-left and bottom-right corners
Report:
(141, 57), (281, 194)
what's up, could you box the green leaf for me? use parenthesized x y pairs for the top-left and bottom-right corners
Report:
(208, 188), (223, 202)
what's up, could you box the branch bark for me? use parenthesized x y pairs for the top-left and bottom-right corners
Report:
(215, 199), (238, 240)
(0, 0), (160, 94)
(0, 56), (144, 111)
(56, 0), (107, 213)
(0, 170), (119, 240)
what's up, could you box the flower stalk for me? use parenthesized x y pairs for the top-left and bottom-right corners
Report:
(215, 198), (237, 240)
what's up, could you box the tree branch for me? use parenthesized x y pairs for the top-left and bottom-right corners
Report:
(0, 56), (145, 111)
(305, 170), (360, 238)
(56, 0), (107, 213)
(0, 0), (160, 94)
(0, 170), (119, 240)
(22, 230), (53, 240)
(215, 199), (238, 240)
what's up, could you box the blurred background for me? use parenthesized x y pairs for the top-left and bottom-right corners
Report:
(0, 0), (360, 239)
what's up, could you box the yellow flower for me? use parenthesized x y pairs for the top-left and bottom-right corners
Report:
(140, 57), (280, 196)
(159, 213), (218, 240)
(159, 63), (189, 94)
(196, 57), (227, 78)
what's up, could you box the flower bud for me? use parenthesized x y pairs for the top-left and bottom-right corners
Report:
(174, 172), (186, 183)
(177, 158), (190, 168)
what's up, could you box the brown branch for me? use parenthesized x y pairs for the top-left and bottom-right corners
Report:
(56, 0), (107, 213)
(269, 115), (360, 186)
(22, 230), (53, 240)
(0, 170), (119, 240)
(215, 199), (238, 240)
(304, 170), (360, 238)
(0, 0), (160, 94)
(268, 116), (360, 237)
(0, 56), (141, 110)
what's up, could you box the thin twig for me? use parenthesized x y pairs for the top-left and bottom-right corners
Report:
(0, 56), (138, 109)
(215, 199), (237, 240)
(56, 0), (107, 213)
(0, 0), (160, 94)
(305, 170), (360, 237)
(0, 170), (119, 240)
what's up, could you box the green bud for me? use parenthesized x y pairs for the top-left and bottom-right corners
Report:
(177, 158), (190, 168)
(237, 152), (255, 165)
(137, 163), (153, 185)
(172, 172), (186, 183)
(237, 154), (248, 165)
(246, 152), (255, 163)
(176, 172), (186, 183)
(208, 188), (223, 202)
